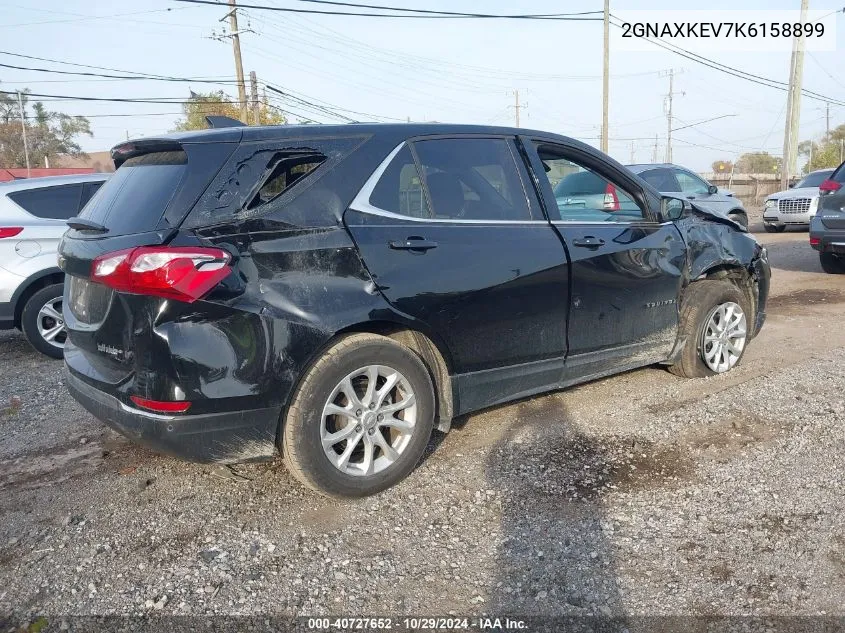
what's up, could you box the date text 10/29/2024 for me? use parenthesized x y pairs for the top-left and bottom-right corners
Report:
(304, 617), (528, 630)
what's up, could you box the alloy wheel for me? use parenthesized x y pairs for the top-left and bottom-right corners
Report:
(320, 365), (417, 477)
(700, 301), (746, 373)
(37, 296), (66, 350)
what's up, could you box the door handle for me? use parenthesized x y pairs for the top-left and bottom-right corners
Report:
(572, 236), (605, 249)
(389, 237), (439, 252)
(686, 195), (696, 200)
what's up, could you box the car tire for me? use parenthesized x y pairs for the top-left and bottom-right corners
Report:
(668, 280), (751, 379)
(819, 252), (845, 274)
(763, 223), (785, 233)
(20, 283), (66, 359)
(281, 332), (436, 498)
(729, 212), (749, 229)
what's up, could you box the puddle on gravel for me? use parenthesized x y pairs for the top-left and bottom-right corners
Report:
(0, 442), (104, 491)
(767, 288), (845, 312)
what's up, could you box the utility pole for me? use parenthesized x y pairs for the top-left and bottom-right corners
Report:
(826, 102), (830, 138)
(661, 69), (683, 163)
(226, 0), (249, 123)
(16, 91), (30, 178)
(601, 0), (610, 153)
(509, 90), (525, 128)
(630, 140), (635, 163)
(652, 134), (659, 163)
(781, 0), (810, 190)
(249, 71), (260, 125)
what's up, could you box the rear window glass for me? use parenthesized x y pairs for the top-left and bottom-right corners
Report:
(79, 181), (103, 209)
(8, 183), (82, 219)
(78, 151), (187, 234)
(638, 169), (680, 192)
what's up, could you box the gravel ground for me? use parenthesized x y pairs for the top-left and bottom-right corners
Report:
(1, 228), (844, 631)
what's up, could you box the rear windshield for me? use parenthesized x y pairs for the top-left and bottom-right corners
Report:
(78, 151), (187, 234)
(795, 171), (833, 188)
(553, 171), (608, 196)
(831, 163), (845, 184)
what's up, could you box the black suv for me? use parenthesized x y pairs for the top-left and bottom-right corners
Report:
(59, 123), (770, 497)
(809, 160), (845, 273)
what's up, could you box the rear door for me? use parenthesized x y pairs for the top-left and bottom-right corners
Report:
(344, 136), (571, 411)
(524, 138), (686, 379)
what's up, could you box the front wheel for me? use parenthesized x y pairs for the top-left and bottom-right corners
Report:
(20, 283), (66, 359)
(668, 280), (751, 378)
(282, 333), (436, 497)
(820, 252), (845, 274)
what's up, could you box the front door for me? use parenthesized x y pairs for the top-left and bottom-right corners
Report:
(524, 139), (686, 379)
(344, 136), (570, 412)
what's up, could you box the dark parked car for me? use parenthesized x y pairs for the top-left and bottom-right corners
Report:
(809, 160), (845, 273)
(627, 163), (749, 228)
(59, 123), (770, 497)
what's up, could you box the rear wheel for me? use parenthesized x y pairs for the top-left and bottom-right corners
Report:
(763, 223), (785, 233)
(282, 333), (436, 497)
(668, 280), (750, 378)
(21, 283), (66, 359)
(820, 252), (845, 274)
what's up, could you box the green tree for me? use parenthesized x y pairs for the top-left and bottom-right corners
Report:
(711, 160), (733, 174)
(735, 151), (781, 174)
(0, 89), (92, 168)
(798, 124), (845, 172)
(173, 90), (285, 131)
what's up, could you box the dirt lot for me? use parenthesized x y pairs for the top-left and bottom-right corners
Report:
(1, 225), (844, 628)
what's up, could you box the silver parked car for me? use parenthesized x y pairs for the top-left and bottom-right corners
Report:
(0, 174), (108, 357)
(762, 168), (834, 233)
(627, 163), (749, 228)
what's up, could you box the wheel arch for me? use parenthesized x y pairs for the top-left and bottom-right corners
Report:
(334, 320), (455, 432)
(691, 263), (757, 333)
(10, 268), (64, 329)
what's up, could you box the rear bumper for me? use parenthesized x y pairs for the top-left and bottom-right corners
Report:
(0, 301), (14, 330)
(64, 366), (280, 463)
(809, 218), (845, 252)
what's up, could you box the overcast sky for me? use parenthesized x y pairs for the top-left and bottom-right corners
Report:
(1, 0), (843, 172)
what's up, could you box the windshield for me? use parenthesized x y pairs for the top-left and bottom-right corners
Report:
(795, 171), (832, 189)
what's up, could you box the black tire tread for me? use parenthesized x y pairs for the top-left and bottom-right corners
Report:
(819, 252), (845, 274)
(20, 283), (65, 360)
(667, 280), (749, 379)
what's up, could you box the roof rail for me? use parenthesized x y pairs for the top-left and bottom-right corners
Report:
(205, 115), (246, 129)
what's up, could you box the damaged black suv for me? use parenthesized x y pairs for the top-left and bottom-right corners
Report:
(59, 123), (770, 497)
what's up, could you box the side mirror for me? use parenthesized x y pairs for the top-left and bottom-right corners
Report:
(662, 196), (689, 221)
(708, 184), (719, 195)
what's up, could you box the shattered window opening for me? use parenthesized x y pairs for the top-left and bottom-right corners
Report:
(247, 152), (327, 211)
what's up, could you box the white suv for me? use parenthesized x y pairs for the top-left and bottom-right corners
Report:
(0, 174), (108, 357)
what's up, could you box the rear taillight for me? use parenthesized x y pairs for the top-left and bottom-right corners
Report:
(130, 396), (191, 413)
(810, 236), (821, 247)
(91, 246), (232, 303)
(602, 183), (620, 211)
(819, 179), (842, 196)
(0, 227), (23, 239)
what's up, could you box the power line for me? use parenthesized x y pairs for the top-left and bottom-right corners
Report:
(173, 0), (604, 20)
(0, 90), (193, 104)
(0, 61), (238, 84)
(0, 49), (232, 83)
(287, 0), (602, 19)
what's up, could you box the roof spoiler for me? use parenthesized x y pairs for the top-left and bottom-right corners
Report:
(111, 139), (184, 168)
(205, 115), (246, 129)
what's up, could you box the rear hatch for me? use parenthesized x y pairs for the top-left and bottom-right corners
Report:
(819, 162), (845, 229)
(60, 136), (239, 394)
